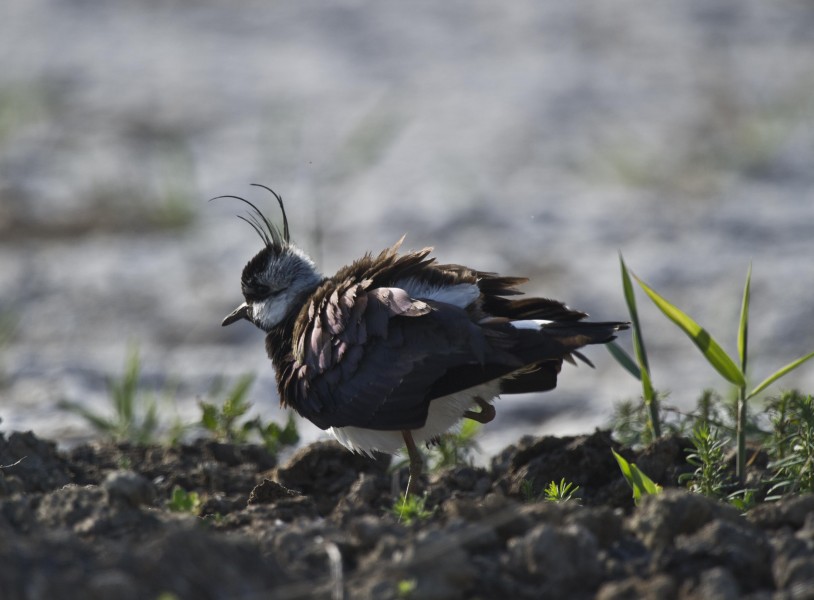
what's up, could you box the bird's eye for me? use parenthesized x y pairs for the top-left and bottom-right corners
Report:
(243, 283), (286, 302)
(242, 283), (273, 302)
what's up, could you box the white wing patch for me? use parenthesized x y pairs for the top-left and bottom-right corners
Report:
(509, 319), (554, 330)
(394, 278), (480, 308)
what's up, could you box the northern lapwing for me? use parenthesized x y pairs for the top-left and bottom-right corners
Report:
(220, 185), (628, 497)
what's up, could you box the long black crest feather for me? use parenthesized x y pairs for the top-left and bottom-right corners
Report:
(210, 185), (291, 252)
(251, 183), (290, 243)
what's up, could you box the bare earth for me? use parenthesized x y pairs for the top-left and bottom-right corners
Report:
(2, 429), (813, 599)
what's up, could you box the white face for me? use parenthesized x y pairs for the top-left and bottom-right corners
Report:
(250, 245), (323, 331)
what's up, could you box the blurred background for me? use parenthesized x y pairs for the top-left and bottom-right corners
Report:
(1, 0), (813, 456)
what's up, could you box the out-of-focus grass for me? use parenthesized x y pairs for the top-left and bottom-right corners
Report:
(59, 349), (301, 455)
(0, 310), (18, 387)
(308, 100), (407, 265)
(59, 347), (162, 444)
(589, 79), (814, 195)
(166, 485), (202, 515)
(0, 83), (52, 144)
(199, 374), (300, 455)
(766, 390), (814, 498)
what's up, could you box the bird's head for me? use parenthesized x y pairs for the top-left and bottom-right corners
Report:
(219, 186), (323, 332)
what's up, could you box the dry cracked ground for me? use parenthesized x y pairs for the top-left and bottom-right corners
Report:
(2, 429), (814, 600)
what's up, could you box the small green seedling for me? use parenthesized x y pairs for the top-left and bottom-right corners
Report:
(397, 579), (417, 599)
(612, 449), (662, 505)
(543, 478), (581, 503)
(253, 412), (300, 454)
(199, 374), (256, 442)
(200, 374), (300, 455)
(679, 423), (730, 498)
(428, 419), (482, 471)
(727, 489), (756, 512)
(391, 493), (434, 525)
(167, 485), (202, 515)
(521, 477), (580, 504)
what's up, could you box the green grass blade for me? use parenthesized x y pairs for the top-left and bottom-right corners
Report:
(634, 275), (746, 387)
(748, 350), (814, 398)
(606, 341), (642, 380)
(640, 364), (655, 405)
(620, 254), (660, 438)
(612, 449), (662, 504)
(738, 264), (752, 375)
(58, 400), (117, 434)
(222, 374), (255, 419)
(620, 254), (650, 373)
(111, 347), (141, 424)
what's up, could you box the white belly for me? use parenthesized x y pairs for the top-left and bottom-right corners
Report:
(328, 381), (500, 455)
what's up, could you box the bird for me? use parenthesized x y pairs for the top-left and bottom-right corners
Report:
(218, 185), (629, 497)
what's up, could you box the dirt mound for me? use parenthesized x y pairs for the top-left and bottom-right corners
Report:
(1, 429), (813, 599)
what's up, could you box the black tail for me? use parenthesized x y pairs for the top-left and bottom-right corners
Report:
(498, 320), (628, 395)
(539, 320), (629, 346)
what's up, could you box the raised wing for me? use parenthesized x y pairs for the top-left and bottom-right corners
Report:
(279, 281), (505, 431)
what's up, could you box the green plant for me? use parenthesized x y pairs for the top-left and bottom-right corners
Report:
(679, 423), (731, 498)
(543, 478), (581, 503)
(428, 419), (482, 471)
(520, 478), (581, 504)
(391, 493), (434, 525)
(766, 391), (814, 498)
(609, 399), (648, 447)
(612, 449), (662, 505)
(390, 420), (483, 481)
(59, 347), (162, 443)
(727, 489), (757, 512)
(613, 262), (814, 482)
(519, 478), (538, 502)
(610, 389), (723, 447)
(167, 485), (202, 515)
(607, 254), (660, 439)
(694, 389), (731, 430)
(199, 375), (300, 454)
(609, 395), (677, 447)
(252, 413), (300, 454)
(397, 579), (417, 599)
(200, 375), (256, 442)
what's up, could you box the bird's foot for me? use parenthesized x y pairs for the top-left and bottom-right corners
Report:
(401, 430), (424, 497)
(463, 396), (496, 424)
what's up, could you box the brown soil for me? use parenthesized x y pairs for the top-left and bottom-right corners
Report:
(1, 429), (813, 599)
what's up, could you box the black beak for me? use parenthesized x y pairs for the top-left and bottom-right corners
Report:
(222, 302), (251, 326)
